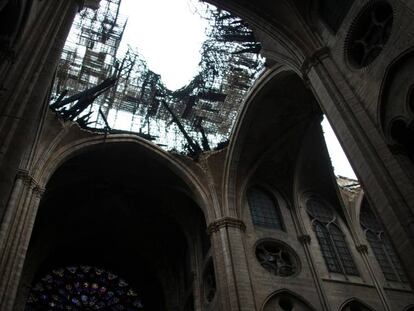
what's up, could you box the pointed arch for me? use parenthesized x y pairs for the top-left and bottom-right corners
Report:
(359, 197), (408, 283)
(31, 132), (218, 222)
(261, 289), (316, 311)
(339, 298), (375, 311)
(223, 65), (318, 218)
(305, 195), (359, 276)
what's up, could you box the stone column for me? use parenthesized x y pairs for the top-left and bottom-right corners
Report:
(0, 0), (80, 227)
(0, 1), (99, 309)
(303, 50), (414, 284)
(0, 170), (44, 311)
(208, 217), (256, 311)
(0, 0), (101, 235)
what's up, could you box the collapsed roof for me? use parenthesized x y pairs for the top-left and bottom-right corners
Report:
(50, 0), (264, 158)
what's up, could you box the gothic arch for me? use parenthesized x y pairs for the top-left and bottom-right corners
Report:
(18, 131), (214, 311)
(31, 132), (218, 222)
(223, 65), (318, 218)
(359, 196), (409, 283)
(300, 192), (359, 276)
(339, 298), (375, 311)
(261, 289), (316, 311)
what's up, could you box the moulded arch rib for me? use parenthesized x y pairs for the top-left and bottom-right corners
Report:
(32, 133), (218, 222)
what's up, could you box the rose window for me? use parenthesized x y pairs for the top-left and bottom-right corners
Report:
(255, 241), (298, 277)
(25, 265), (143, 311)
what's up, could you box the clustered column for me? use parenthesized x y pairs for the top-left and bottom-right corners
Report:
(208, 217), (256, 311)
(0, 1), (101, 310)
(0, 171), (44, 311)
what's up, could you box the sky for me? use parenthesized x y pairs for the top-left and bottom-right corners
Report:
(116, 0), (357, 179)
(118, 0), (208, 90)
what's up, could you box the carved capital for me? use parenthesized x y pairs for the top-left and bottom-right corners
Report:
(356, 244), (368, 253)
(301, 47), (330, 77)
(297, 234), (311, 244)
(207, 217), (246, 234)
(16, 170), (38, 189)
(32, 186), (45, 199)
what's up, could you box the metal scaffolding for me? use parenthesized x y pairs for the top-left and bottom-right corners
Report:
(50, 0), (264, 157)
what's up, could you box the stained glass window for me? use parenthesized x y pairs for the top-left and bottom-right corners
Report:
(247, 187), (284, 230)
(329, 224), (358, 275)
(360, 201), (408, 283)
(306, 198), (359, 276)
(314, 222), (341, 273)
(25, 265), (144, 311)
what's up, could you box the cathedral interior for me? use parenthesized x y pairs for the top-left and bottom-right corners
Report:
(1, 0), (414, 310)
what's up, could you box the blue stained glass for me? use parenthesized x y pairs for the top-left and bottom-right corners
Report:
(25, 265), (144, 310)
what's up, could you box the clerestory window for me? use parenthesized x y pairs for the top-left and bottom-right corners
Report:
(360, 199), (408, 283)
(307, 198), (359, 276)
(247, 187), (284, 230)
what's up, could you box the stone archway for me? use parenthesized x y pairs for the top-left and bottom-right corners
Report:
(32, 135), (216, 221)
(339, 298), (375, 311)
(17, 137), (214, 311)
(0, 130), (221, 311)
(262, 290), (316, 311)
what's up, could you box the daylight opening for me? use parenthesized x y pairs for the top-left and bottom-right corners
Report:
(321, 116), (357, 180)
(50, 0), (264, 157)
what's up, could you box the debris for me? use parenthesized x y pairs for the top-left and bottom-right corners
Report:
(50, 0), (265, 156)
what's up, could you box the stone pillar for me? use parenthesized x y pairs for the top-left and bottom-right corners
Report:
(0, 0), (81, 226)
(303, 50), (414, 284)
(0, 170), (44, 311)
(208, 217), (256, 311)
(0, 1), (99, 309)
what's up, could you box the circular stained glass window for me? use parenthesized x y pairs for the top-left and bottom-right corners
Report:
(347, 1), (393, 68)
(25, 265), (144, 311)
(255, 240), (298, 277)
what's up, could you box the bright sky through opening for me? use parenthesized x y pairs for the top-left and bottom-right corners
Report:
(116, 0), (357, 179)
(118, 0), (208, 90)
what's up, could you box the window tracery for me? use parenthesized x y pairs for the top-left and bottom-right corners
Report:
(306, 198), (359, 276)
(247, 187), (284, 230)
(255, 240), (298, 277)
(347, 1), (393, 68)
(25, 265), (144, 311)
(360, 200), (408, 283)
